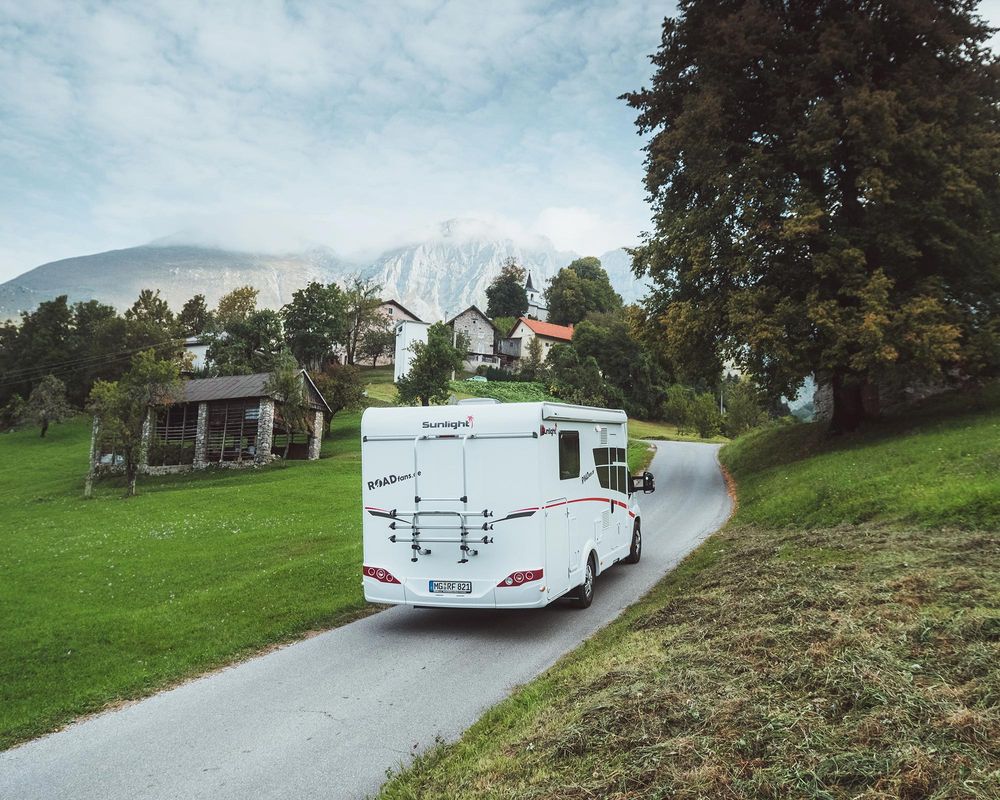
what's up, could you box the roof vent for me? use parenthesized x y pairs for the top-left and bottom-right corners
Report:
(457, 398), (500, 405)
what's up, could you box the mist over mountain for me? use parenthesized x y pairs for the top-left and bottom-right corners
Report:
(0, 220), (649, 323)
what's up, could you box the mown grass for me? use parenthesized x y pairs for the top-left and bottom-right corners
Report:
(377, 385), (1000, 799)
(629, 417), (729, 444)
(0, 412), (369, 750)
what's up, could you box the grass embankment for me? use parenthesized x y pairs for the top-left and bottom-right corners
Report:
(379, 386), (1000, 799)
(0, 413), (368, 750)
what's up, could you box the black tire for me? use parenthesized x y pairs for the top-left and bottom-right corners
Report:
(624, 520), (642, 564)
(572, 555), (596, 608)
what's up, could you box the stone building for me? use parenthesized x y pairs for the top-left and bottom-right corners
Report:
(91, 371), (331, 476)
(447, 305), (500, 371)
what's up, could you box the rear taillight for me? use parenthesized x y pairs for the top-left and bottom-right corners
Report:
(497, 569), (543, 587)
(364, 565), (401, 584)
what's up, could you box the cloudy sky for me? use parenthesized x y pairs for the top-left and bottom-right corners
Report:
(1, 1), (998, 283)
(0, 0), (675, 282)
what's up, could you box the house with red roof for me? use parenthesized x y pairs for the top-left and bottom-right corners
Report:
(500, 316), (574, 362)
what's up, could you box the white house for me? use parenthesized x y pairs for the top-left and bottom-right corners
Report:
(393, 320), (430, 382)
(525, 272), (548, 320)
(502, 317), (574, 361)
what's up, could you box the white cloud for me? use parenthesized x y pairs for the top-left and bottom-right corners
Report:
(5, 1), (995, 282)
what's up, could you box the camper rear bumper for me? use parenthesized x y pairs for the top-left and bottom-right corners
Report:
(363, 577), (550, 608)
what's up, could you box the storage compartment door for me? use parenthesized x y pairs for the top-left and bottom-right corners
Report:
(544, 502), (571, 599)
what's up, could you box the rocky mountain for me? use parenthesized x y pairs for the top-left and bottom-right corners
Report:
(0, 245), (348, 321)
(0, 220), (650, 322)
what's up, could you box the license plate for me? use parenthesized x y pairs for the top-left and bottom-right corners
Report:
(429, 580), (472, 594)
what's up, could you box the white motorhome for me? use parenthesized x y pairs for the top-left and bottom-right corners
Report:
(360, 401), (655, 609)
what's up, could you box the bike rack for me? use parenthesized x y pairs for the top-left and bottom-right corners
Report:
(363, 430), (536, 563)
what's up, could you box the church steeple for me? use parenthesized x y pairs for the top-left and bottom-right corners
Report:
(525, 272), (535, 292)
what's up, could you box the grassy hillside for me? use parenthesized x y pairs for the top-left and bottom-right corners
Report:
(0, 413), (369, 750)
(378, 386), (1000, 799)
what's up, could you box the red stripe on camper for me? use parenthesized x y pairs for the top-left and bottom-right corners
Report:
(543, 497), (637, 518)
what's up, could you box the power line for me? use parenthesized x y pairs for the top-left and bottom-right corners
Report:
(0, 338), (190, 391)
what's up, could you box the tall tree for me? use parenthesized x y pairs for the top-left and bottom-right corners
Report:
(396, 322), (466, 406)
(87, 350), (181, 497)
(344, 277), (384, 365)
(358, 320), (395, 367)
(69, 300), (127, 406)
(179, 294), (214, 335)
(215, 286), (259, 327)
(124, 289), (180, 355)
(572, 311), (665, 418)
(23, 374), (72, 437)
(485, 258), (529, 319)
(544, 258), (623, 326)
(281, 282), (349, 370)
(310, 364), (364, 435)
(206, 309), (284, 375)
(624, 0), (1000, 432)
(546, 344), (621, 408)
(264, 353), (309, 460)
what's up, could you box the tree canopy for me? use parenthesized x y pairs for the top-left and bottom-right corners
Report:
(281, 282), (349, 370)
(625, 0), (1000, 432)
(87, 350), (181, 497)
(396, 322), (466, 406)
(544, 257), (623, 326)
(485, 258), (529, 319)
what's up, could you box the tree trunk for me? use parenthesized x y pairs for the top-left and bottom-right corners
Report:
(421, 396), (429, 407)
(125, 460), (138, 498)
(40, 418), (48, 437)
(830, 372), (867, 434)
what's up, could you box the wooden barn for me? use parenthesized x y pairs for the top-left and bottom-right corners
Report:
(92, 371), (331, 475)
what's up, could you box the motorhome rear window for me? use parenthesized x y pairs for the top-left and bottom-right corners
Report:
(559, 431), (580, 479)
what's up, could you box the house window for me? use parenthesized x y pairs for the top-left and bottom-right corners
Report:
(558, 431), (580, 480)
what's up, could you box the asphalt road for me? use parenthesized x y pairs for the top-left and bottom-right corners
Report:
(0, 440), (732, 800)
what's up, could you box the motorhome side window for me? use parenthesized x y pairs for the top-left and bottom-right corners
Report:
(558, 431), (580, 479)
(593, 446), (628, 494)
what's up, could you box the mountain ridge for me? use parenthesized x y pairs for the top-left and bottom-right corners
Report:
(0, 221), (648, 322)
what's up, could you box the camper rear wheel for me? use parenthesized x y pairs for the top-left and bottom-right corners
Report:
(572, 554), (596, 609)
(624, 520), (641, 564)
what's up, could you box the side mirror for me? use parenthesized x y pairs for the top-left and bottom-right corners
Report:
(642, 471), (655, 494)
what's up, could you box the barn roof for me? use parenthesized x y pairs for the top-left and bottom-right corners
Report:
(179, 371), (331, 413)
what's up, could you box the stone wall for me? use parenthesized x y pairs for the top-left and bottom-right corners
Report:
(193, 401), (209, 468)
(308, 410), (324, 460)
(256, 398), (275, 463)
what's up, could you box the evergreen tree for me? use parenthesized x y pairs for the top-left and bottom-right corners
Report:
(179, 295), (214, 335)
(625, 0), (1000, 432)
(485, 259), (529, 319)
